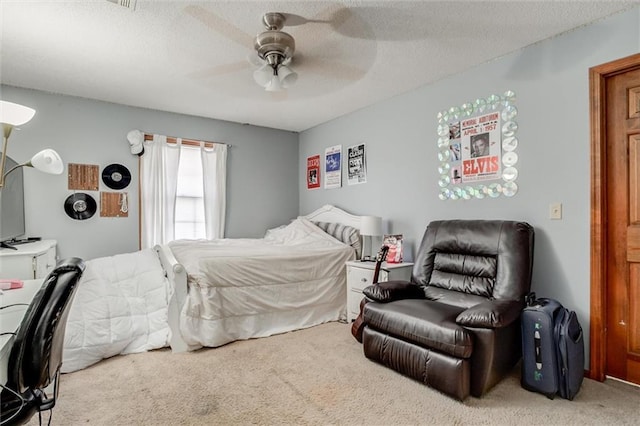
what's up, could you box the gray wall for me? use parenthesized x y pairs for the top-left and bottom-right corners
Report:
(1, 85), (299, 261)
(298, 7), (640, 365)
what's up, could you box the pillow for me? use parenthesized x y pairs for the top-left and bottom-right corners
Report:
(313, 221), (362, 259)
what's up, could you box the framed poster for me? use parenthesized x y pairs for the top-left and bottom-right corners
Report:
(324, 145), (342, 189)
(436, 90), (519, 200)
(347, 143), (367, 185)
(306, 154), (320, 190)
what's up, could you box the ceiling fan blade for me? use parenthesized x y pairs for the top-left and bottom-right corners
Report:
(280, 13), (308, 27)
(184, 5), (253, 48)
(282, 6), (352, 27)
(187, 61), (250, 79)
(312, 5), (353, 28)
(291, 52), (366, 81)
(297, 56), (367, 81)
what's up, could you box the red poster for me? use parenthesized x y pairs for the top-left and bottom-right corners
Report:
(306, 155), (320, 189)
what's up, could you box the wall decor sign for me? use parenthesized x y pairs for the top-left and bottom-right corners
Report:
(100, 192), (129, 217)
(324, 144), (342, 189)
(68, 163), (99, 191)
(436, 90), (518, 200)
(306, 154), (321, 190)
(347, 143), (367, 185)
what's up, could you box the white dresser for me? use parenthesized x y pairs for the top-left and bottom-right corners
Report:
(0, 240), (57, 280)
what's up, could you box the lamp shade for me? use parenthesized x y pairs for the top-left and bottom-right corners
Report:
(360, 216), (382, 236)
(28, 149), (63, 175)
(278, 65), (298, 88)
(265, 74), (283, 92)
(253, 65), (272, 87)
(0, 100), (36, 126)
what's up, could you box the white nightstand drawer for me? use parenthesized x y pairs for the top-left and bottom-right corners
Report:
(347, 267), (388, 292)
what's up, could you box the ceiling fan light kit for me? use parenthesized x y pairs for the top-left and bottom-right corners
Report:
(277, 65), (297, 86)
(253, 12), (298, 92)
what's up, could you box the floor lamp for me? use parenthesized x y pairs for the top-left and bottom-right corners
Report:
(360, 216), (382, 261)
(0, 100), (64, 188)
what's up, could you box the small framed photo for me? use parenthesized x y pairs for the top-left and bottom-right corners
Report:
(383, 234), (403, 263)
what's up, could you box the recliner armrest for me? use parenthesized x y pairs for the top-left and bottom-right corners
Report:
(456, 299), (523, 328)
(362, 280), (425, 303)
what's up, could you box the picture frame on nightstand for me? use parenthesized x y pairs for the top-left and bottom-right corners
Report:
(382, 234), (403, 263)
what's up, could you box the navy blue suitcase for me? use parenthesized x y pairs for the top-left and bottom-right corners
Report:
(521, 294), (584, 400)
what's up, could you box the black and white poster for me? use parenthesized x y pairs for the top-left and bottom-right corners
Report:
(347, 143), (367, 185)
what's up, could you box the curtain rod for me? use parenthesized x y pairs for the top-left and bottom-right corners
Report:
(143, 133), (231, 148)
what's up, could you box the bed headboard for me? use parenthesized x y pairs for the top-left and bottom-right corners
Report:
(304, 204), (366, 259)
(304, 204), (362, 229)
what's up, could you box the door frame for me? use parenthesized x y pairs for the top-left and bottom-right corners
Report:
(589, 52), (640, 381)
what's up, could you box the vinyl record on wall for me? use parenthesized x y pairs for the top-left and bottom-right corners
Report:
(102, 163), (131, 190)
(64, 193), (97, 220)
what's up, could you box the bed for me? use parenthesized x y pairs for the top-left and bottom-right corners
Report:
(62, 204), (364, 371)
(157, 204), (363, 352)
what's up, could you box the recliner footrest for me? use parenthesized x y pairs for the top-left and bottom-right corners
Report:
(363, 327), (470, 401)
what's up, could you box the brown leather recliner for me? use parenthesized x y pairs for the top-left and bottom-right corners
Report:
(360, 220), (534, 400)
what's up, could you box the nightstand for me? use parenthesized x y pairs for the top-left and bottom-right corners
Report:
(345, 260), (414, 322)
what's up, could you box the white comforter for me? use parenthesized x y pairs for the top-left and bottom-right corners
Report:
(62, 249), (171, 373)
(168, 217), (355, 348)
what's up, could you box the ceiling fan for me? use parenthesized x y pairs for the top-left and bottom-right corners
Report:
(179, 4), (373, 98)
(252, 12), (298, 92)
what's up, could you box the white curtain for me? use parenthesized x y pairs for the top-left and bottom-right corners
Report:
(140, 135), (181, 249)
(201, 143), (227, 239)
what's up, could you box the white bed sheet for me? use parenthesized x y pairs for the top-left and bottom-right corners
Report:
(168, 217), (355, 347)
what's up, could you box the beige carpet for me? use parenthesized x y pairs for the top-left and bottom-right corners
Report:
(29, 322), (640, 425)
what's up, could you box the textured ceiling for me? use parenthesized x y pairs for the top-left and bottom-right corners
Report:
(1, 0), (638, 132)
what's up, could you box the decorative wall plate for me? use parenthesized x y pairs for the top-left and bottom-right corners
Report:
(102, 163), (131, 190)
(64, 193), (97, 220)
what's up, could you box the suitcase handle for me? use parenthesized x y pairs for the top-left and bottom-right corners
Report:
(525, 292), (536, 307)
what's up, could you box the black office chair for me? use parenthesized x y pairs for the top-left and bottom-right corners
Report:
(1, 258), (85, 426)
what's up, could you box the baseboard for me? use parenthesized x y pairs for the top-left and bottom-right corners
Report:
(606, 375), (640, 388)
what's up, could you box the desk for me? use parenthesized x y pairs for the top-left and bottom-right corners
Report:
(0, 279), (43, 385)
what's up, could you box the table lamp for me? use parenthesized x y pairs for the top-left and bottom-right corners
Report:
(360, 215), (382, 261)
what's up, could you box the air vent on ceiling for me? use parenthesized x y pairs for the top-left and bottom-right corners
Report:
(107, 0), (137, 10)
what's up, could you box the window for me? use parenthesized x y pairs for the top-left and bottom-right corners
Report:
(140, 133), (227, 249)
(175, 145), (205, 240)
